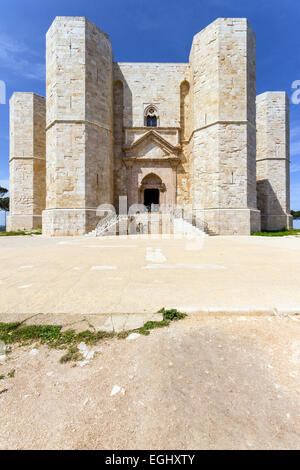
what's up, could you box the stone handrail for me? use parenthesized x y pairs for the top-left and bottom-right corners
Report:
(95, 214), (128, 236)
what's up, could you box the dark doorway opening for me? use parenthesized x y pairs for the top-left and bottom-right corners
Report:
(144, 188), (159, 210)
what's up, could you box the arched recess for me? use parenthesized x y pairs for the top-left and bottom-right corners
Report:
(139, 173), (166, 207)
(113, 80), (124, 142)
(141, 173), (163, 188)
(180, 80), (190, 141)
(113, 80), (126, 209)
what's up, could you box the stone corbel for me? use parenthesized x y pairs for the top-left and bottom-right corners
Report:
(123, 157), (135, 169)
(168, 157), (181, 169)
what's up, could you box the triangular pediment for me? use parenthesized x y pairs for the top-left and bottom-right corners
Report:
(123, 130), (180, 159)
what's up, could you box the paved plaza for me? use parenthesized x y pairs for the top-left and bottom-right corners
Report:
(0, 234), (300, 327)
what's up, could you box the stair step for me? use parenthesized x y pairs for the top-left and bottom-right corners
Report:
(85, 214), (210, 237)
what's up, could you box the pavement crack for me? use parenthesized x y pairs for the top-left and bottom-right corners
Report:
(19, 313), (42, 326)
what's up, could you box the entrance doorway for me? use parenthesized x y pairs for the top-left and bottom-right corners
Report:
(144, 188), (159, 210)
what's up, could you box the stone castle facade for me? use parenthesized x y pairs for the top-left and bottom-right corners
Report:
(7, 16), (292, 235)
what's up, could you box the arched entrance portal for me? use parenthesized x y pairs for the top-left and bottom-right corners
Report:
(140, 173), (164, 211)
(144, 188), (159, 208)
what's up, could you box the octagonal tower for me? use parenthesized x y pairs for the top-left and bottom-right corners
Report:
(43, 17), (113, 236)
(189, 18), (261, 234)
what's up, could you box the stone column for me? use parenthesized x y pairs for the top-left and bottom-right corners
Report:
(189, 18), (260, 235)
(43, 16), (113, 236)
(7, 92), (46, 231)
(256, 92), (292, 231)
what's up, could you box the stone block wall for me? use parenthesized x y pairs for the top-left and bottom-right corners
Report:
(7, 92), (46, 231)
(113, 63), (190, 209)
(114, 63), (188, 128)
(8, 16), (291, 237)
(43, 17), (113, 236)
(189, 18), (260, 234)
(113, 80), (126, 209)
(256, 92), (292, 230)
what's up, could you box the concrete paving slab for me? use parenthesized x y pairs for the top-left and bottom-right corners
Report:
(0, 235), (300, 326)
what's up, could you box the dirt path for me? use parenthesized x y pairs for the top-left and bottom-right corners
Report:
(0, 315), (299, 449)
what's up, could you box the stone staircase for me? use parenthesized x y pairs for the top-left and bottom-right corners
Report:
(86, 214), (128, 237)
(86, 212), (209, 238)
(173, 217), (208, 238)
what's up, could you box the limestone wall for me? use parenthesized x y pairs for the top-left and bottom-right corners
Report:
(7, 93), (46, 231)
(256, 92), (292, 230)
(113, 62), (191, 208)
(44, 17), (113, 235)
(8, 16), (291, 237)
(178, 80), (191, 206)
(113, 63), (188, 128)
(113, 80), (126, 209)
(189, 18), (260, 234)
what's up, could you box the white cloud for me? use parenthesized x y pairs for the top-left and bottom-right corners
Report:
(291, 163), (300, 173)
(291, 141), (300, 156)
(0, 34), (27, 54)
(290, 125), (300, 139)
(290, 121), (300, 158)
(291, 182), (300, 209)
(0, 33), (44, 81)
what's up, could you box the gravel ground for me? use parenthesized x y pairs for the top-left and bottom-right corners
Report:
(0, 315), (299, 450)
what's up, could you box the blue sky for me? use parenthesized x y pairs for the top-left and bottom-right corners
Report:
(0, 0), (300, 224)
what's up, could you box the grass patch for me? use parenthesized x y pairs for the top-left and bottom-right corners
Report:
(59, 345), (81, 364)
(0, 228), (42, 237)
(0, 324), (62, 345)
(158, 307), (186, 321)
(119, 309), (186, 338)
(251, 229), (300, 237)
(0, 309), (186, 363)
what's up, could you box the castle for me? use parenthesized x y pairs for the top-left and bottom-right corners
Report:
(7, 16), (292, 236)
